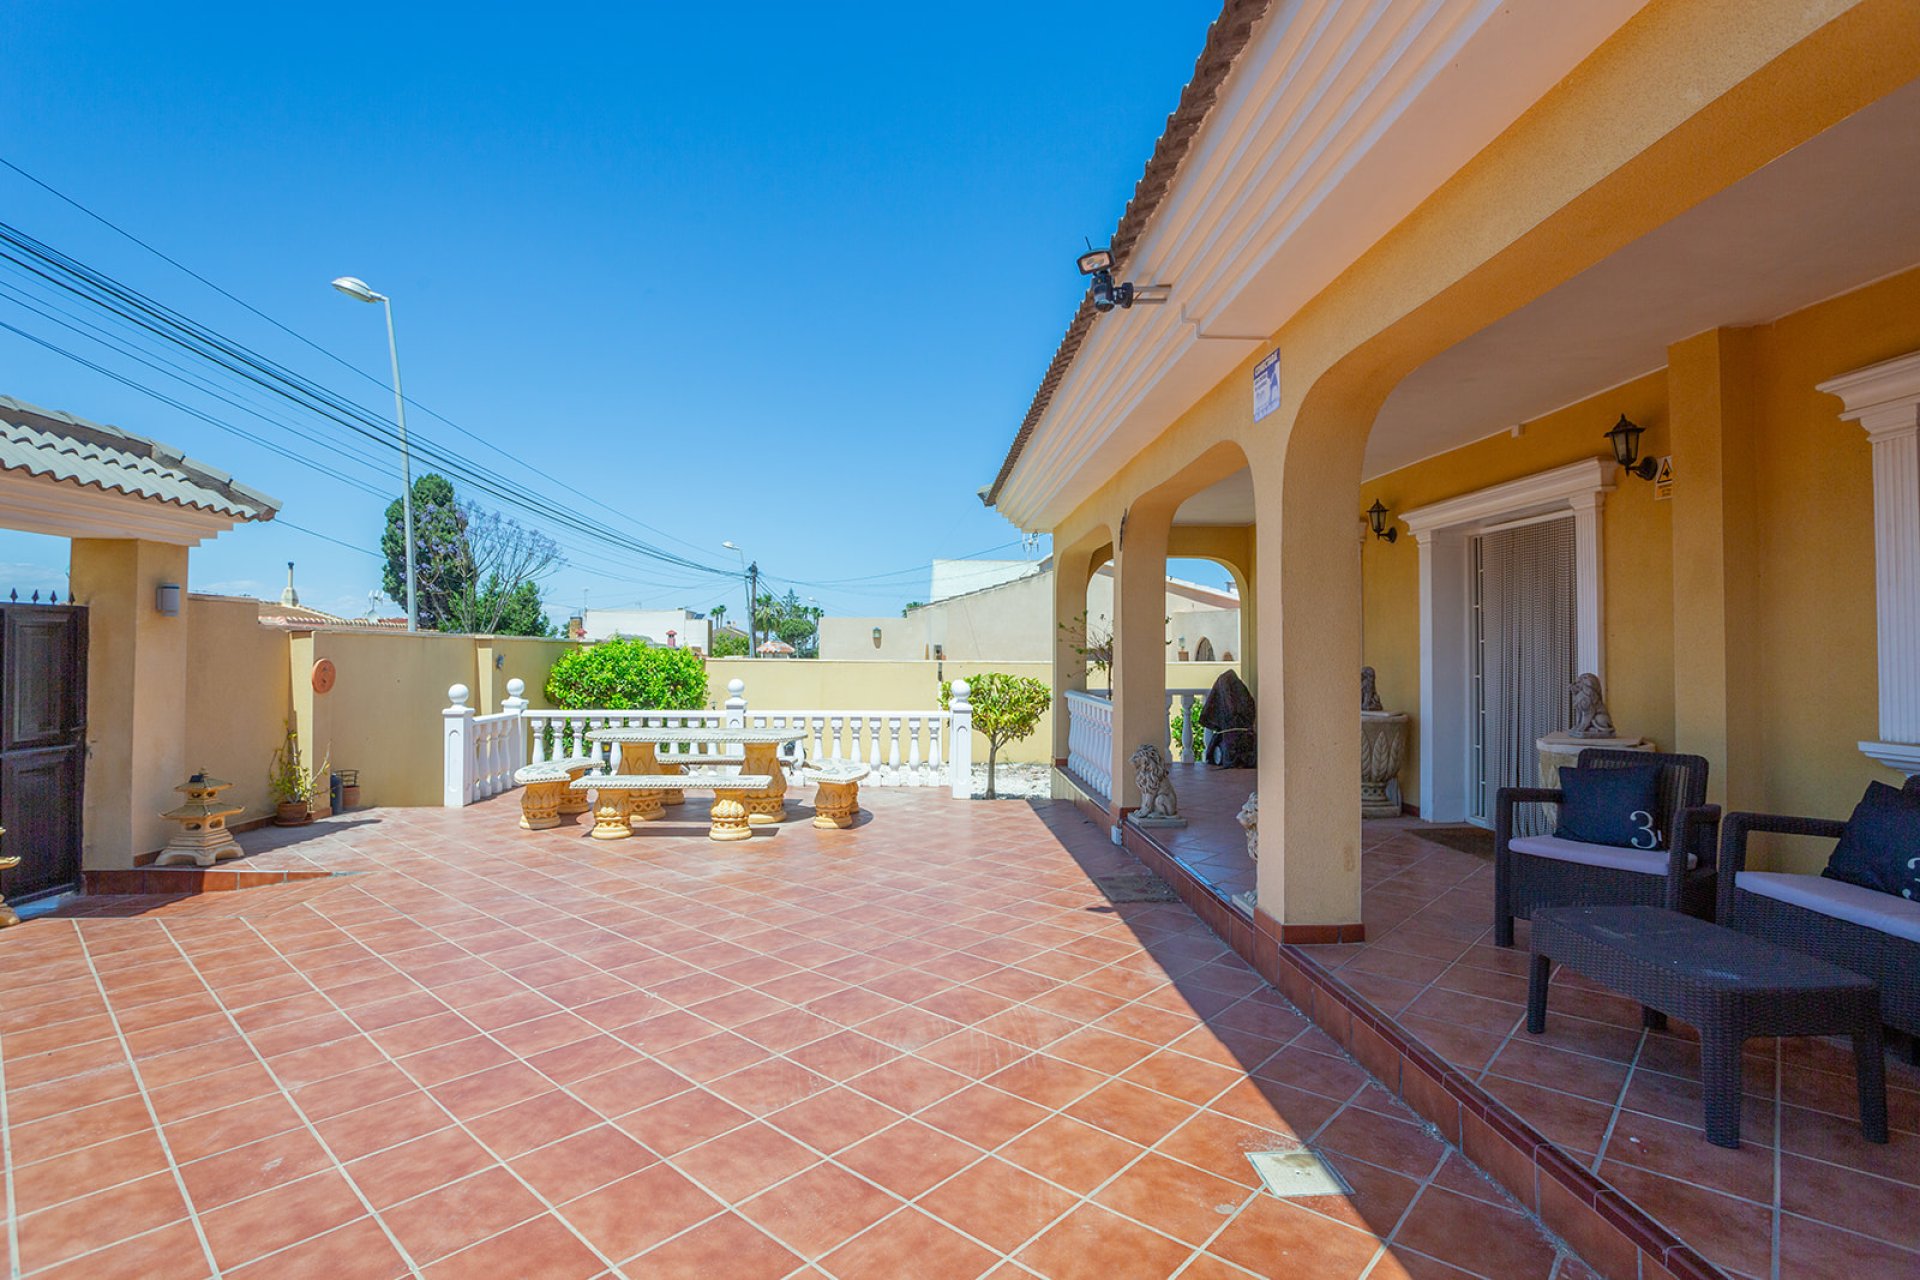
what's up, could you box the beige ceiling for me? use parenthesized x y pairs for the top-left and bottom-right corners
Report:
(1364, 80), (1920, 479)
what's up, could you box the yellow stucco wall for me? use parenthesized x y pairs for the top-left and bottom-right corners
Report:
(185, 595), (293, 825)
(1747, 268), (1918, 848)
(1357, 265), (1920, 869)
(1359, 369), (1676, 814)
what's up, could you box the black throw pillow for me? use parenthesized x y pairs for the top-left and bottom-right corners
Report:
(1553, 764), (1665, 850)
(1822, 781), (1920, 899)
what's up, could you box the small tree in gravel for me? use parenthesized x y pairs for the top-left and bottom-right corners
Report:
(943, 672), (1050, 799)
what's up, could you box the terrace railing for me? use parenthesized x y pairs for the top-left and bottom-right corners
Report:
(445, 677), (974, 806)
(1064, 689), (1114, 801)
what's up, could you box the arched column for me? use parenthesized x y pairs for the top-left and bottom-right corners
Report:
(1109, 506), (1172, 812)
(1251, 402), (1372, 939)
(1050, 529), (1110, 764)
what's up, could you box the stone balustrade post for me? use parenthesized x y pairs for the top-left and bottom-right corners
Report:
(724, 678), (747, 729)
(949, 679), (973, 799)
(444, 684), (475, 808)
(502, 677), (529, 773)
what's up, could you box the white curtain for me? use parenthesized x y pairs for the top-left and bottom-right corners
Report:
(1474, 516), (1577, 824)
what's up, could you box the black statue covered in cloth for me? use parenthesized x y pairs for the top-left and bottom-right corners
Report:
(1198, 670), (1257, 768)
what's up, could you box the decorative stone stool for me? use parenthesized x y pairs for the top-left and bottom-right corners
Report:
(1360, 711), (1410, 819)
(709, 787), (756, 842)
(0, 827), (17, 929)
(514, 763), (572, 830)
(804, 766), (870, 829)
(554, 757), (597, 815)
(578, 780), (634, 840)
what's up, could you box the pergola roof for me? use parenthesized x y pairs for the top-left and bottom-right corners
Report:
(0, 395), (281, 545)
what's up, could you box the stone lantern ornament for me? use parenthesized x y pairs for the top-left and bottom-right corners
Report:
(156, 770), (245, 867)
(0, 827), (18, 928)
(1360, 666), (1409, 819)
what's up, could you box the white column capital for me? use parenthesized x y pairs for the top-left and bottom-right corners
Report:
(1819, 350), (1920, 767)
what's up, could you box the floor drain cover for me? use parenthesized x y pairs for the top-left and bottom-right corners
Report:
(1092, 874), (1179, 903)
(1249, 1148), (1353, 1198)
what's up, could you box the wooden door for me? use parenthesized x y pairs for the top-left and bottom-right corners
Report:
(1, 605), (87, 899)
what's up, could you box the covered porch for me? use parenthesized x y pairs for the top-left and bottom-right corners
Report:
(1119, 767), (1920, 1279)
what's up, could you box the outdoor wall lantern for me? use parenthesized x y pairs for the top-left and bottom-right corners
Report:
(871, 626), (883, 645)
(155, 582), (182, 616)
(1605, 413), (1660, 481)
(1366, 500), (1398, 543)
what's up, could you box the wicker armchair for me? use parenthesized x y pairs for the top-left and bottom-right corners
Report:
(1717, 778), (1920, 1049)
(1494, 749), (1719, 947)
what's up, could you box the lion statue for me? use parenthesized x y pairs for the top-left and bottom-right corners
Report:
(1129, 744), (1179, 819)
(1567, 672), (1616, 738)
(1236, 791), (1258, 862)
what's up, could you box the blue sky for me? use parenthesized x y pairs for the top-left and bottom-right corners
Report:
(0, 2), (1226, 621)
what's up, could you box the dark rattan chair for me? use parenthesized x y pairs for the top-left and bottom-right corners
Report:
(1494, 748), (1719, 947)
(1716, 777), (1920, 1051)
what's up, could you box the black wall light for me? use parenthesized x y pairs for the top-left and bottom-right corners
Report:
(1366, 499), (1398, 543)
(1077, 245), (1169, 313)
(1605, 414), (1659, 481)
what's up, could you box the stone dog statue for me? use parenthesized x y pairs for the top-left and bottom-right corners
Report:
(1360, 666), (1383, 712)
(1236, 791), (1258, 862)
(1567, 672), (1616, 738)
(1129, 744), (1180, 821)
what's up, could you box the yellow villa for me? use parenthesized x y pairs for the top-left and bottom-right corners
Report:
(992, 0), (1920, 932)
(987, 3), (1920, 1274)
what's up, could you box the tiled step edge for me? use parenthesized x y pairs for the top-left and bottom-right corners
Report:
(84, 866), (337, 896)
(1119, 818), (1727, 1280)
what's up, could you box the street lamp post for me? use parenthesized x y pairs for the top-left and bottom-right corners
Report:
(332, 276), (418, 633)
(722, 541), (754, 657)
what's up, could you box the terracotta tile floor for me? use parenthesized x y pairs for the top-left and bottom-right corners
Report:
(0, 790), (1597, 1279)
(1151, 766), (1920, 1280)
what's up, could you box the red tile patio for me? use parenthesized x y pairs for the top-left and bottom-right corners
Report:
(1130, 764), (1920, 1280)
(0, 789), (1601, 1279)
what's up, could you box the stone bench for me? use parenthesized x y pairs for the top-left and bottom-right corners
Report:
(513, 764), (572, 830)
(802, 765), (870, 830)
(570, 773), (775, 842)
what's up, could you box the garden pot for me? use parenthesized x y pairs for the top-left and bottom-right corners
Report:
(274, 801), (311, 827)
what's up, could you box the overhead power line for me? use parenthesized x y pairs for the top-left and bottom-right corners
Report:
(0, 154), (723, 564)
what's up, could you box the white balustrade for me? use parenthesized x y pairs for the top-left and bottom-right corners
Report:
(1166, 687), (1210, 763)
(446, 677), (974, 805)
(1065, 689), (1114, 801)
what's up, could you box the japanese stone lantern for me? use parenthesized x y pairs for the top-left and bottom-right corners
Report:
(157, 771), (245, 867)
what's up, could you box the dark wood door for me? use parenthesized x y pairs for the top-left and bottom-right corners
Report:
(1, 605), (86, 899)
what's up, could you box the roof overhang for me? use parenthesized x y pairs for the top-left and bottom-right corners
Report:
(0, 466), (260, 546)
(988, 0), (1651, 530)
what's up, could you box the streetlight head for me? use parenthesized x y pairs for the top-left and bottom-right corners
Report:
(722, 540), (739, 550)
(330, 276), (386, 303)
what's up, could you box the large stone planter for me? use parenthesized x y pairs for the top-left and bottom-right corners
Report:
(1360, 711), (1409, 819)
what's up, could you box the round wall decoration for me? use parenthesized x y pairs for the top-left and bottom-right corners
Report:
(311, 658), (337, 693)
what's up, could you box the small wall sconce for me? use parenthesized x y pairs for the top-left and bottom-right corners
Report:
(1605, 413), (1659, 480)
(871, 626), (883, 646)
(1366, 499), (1398, 543)
(155, 582), (182, 616)
(932, 643), (945, 661)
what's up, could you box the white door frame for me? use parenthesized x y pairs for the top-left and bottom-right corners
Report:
(1400, 458), (1618, 823)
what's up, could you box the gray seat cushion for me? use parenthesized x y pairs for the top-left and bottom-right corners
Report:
(1738, 870), (1920, 945)
(1509, 834), (1694, 877)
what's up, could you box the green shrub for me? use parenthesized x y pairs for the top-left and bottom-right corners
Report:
(545, 639), (708, 710)
(709, 631), (750, 658)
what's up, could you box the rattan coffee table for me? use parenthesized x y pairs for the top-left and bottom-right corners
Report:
(1526, 905), (1888, 1148)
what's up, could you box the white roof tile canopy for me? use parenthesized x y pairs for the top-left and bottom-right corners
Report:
(0, 395), (281, 545)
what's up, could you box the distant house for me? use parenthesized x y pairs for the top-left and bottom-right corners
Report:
(817, 557), (1240, 664)
(577, 607), (712, 651)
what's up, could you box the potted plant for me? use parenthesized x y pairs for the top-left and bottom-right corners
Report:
(269, 721), (321, 825)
